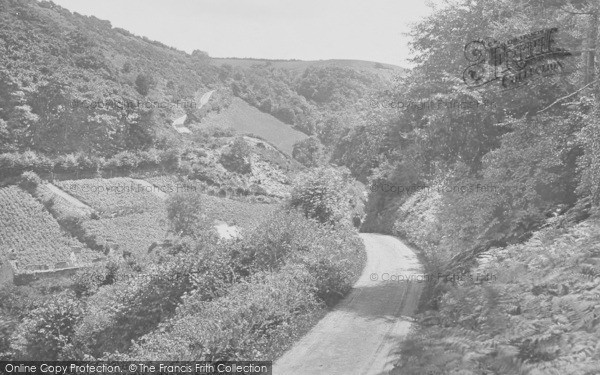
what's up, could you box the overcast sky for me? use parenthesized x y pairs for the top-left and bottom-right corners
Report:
(50, 0), (438, 68)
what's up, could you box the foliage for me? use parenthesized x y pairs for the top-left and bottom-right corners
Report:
(394, 218), (600, 375)
(128, 265), (322, 360)
(0, 186), (96, 269)
(0, 0), (225, 155)
(219, 136), (252, 174)
(18, 171), (41, 192)
(234, 209), (365, 305)
(576, 105), (600, 204)
(54, 178), (164, 217)
(292, 136), (325, 167)
(134, 73), (155, 96)
(362, 0), (600, 373)
(125, 210), (365, 360)
(10, 291), (84, 360)
(289, 166), (354, 226)
(165, 191), (208, 237)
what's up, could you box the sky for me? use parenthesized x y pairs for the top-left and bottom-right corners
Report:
(50, 0), (438, 68)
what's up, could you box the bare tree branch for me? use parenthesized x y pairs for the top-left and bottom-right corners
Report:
(537, 79), (600, 113)
(559, 8), (595, 15)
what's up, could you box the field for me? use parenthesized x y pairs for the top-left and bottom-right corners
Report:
(44, 176), (281, 257)
(144, 175), (280, 228)
(82, 212), (168, 257)
(36, 183), (94, 219)
(47, 178), (168, 257)
(201, 194), (279, 230)
(54, 178), (165, 217)
(196, 97), (308, 156)
(0, 186), (98, 270)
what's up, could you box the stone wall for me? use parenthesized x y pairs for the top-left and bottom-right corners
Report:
(13, 266), (82, 286)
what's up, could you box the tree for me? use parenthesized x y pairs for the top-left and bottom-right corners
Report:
(289, 166), (354, 226)
(292, 136), (325, 167)
(10, 292), (84, 360)
(165, 192), (208, 237)
(135, 73), (155, 96)
(220, 136), (251, 174)
(122, 62), (132, 73)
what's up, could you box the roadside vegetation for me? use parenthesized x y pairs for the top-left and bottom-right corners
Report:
(350, 0), (600, 373)
(1, 165), (365, 361)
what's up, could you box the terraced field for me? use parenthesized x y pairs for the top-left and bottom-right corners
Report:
(201, 194), (278, 230)
(48, 178), (168, 257)
(0, 186), (98, 269)
(54, 178), (164, 217)
(144, 175), (280, 228)
(82, 212), (168, 257)
(46, 176), (279, 257)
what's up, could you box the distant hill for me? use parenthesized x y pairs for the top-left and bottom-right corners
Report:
(212, 58), (406, 80)
(0, 0), (396, 183)
(195, 97), (308, 156)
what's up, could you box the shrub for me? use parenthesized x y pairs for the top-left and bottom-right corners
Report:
(234, 209), (365, 306)
(74, 153), (104, 172)
(233, 209), (320, 274)
(55, 154), (79, 173)
(106, 151), (140, 172)
(165, 192), (208, 237)
(128, 265), (322, 360)
(10, 292), (84, 360)
(0, 153), (19, 175)
(220, 136), (251, 174)
(160, 149), (181, 169)
(19, 171), (42, 192)
(292, 136), (325, 167)
(138, 149), (161, 169)
(289, 166), (354, 226)
(121, 62), (132, 73)
(135, 73), (154, 96)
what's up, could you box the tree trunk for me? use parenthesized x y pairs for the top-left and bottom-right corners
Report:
(584, 10), (598, 86)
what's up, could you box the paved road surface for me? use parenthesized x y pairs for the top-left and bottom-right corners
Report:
(273, 233), (423, 375)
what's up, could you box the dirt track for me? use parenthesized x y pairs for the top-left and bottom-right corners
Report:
(273, 233), (423, 375)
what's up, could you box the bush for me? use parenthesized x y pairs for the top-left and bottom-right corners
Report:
(10, 292), (84, 360)
(160, 149), (181, 169)
(75, 153), (104, 172)
(292, 136), (325, 167)
(106, 151), (140, 172)
(55, 154), (79, 173)
(233, 210), (320, 274)
(19, 171), (42, 192)
(220, 136), (251, 174)
(135, 73), (154, 96)
(138, 149), (161, 169)
(234, 209), (365, 306)
(289, 166), (354, 226)
(128, 265), (322, 360)
(165, 192), (209, 237)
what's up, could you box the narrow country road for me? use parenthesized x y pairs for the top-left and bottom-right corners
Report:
(273, 233), (424, 375)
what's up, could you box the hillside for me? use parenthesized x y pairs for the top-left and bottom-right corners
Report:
(212, 58), (405, 81)
(0, 0), (229, 155)
(393, 208), (600, 374)
(0, 0), (395, 163)
(196, 97), (308, 156)
(0, 185), (99, 270)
